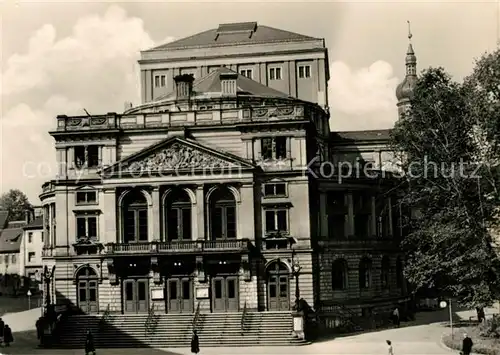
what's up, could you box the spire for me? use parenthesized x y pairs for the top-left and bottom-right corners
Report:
(396, 21), (418, 103)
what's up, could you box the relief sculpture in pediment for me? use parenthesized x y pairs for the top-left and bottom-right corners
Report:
(127, 143), (235, 172)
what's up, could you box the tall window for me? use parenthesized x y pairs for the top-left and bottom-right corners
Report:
(154, 75), (166, 87)
(332, 259), (348, 290)
(265, 208), (288, 234)
(74, 146), (99, 168)
(354, 192), (371, 237)
(28, 252), (35, 263)
(359, 257), (372, 289)
(261, 137), (287, 160)
(76, 213), (98, 239)
(165, 189), (192, 241)
(381, 256), (390, 289)
(327, 192), (347, 239)
(123, 191), (148, 243)
(297, 65), (311, 78)
(210, 188), (236, 240)
(269, 67), (282, 80)
(28, 232), (33, 243)
(239, 69), (253, 79)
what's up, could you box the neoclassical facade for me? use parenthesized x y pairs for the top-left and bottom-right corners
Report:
(40, 22), (409, 330)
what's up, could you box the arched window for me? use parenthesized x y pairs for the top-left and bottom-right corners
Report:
(381, 256), (390, 289)
(210, 187), (236, 240)
(123, 190), (148, 243)
(359, 257), (372, 289)
(332, 258), (348, 290)
(165, 189), (192, 241)
(396, 257), (404, 288)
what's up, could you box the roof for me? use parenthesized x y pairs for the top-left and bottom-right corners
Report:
(23, 216), (43, 230)
(0, 227), (22, 253)
(148, 22), (321, 51)
(155, 67), (292, 101)
(330, 129), (392, 143)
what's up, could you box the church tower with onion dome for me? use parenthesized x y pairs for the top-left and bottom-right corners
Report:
(395, 21), (418, 118)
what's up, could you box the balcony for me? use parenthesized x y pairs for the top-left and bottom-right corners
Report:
(105, 239), (253, 255)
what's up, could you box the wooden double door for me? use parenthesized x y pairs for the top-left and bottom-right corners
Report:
(123, 278), (149, 313)
(166, 277), (194, 313)
(267, 274), (290, 311)
(77, 279), (98, 314)
(212, 276), (239, 312)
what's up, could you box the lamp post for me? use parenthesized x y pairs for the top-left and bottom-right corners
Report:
(291, 251), (301, 310)
(42, 265), (55, 312)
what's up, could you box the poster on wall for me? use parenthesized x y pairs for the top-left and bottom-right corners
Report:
(151, 289), (164, 300)
(196, 286), (209, 299)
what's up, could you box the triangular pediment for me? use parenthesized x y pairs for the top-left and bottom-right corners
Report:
(101, 137), (255, 177)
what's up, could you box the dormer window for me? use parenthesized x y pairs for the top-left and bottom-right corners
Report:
(269, 67), (282, 80)
(239, 69), (253, 79)
(74, 146), (100, 169)
(298, 65), (311, 79)
(154, 75), (166, 88)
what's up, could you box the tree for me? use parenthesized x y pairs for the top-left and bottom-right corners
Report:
(390, 49), (500, 308)
(0, 189), (32, 222)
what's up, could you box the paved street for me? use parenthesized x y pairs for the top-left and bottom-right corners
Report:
(0, 305), (497, 355)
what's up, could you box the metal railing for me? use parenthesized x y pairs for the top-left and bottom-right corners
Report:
(98, 304), (111, 332)
(106, 239), (251, 254)
(192, 302), (201, 332)
(240, 301), (248, 335)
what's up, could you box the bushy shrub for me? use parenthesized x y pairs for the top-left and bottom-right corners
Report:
(480, 314), (500, 339)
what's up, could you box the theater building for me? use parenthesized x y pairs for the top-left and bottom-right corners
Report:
(40, 22), (409, 328)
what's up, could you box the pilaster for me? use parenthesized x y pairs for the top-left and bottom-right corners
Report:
(103, 188), (117, 244)
(388, 197), (393, 236)
(195, 185), (205, 240)
(347, 193), (354, 236)
(371, 196), (377, 236)
(319, 193), (328, 238)
(152, 187), (160, 240)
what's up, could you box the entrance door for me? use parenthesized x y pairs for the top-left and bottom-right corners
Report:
(212, 276), (239, 312)
(78, 279), (98, 314)
(123, 279), (149, 313)
(268, 274), (289, 311)
(166, 277), (193, 313)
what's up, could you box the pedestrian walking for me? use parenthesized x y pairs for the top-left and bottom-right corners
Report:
(386, 340), (394, 355)
(462, 333), (473, 355)
(3, 325), (13, 347)
(84, 330), (96, 355)
(392, 307), (400, 327)
(191, 330), (200, 354)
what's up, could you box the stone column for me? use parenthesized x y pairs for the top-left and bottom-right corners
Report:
(196, 185), (205, 240)
(387, 197), (393, 236)
(152, 187), (161, 241)
(103, 188), (117, 244)
(347, 193), (354, 236)
(371, 196), (377, 236)
(319, 193), (328, 238)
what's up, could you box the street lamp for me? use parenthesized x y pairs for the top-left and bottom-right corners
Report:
(291, 252), (301, 310)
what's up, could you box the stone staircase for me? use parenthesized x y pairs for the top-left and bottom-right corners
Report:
(52, 311), (308, 348)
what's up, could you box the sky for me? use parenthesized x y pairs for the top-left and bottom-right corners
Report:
(1, 0), (499, 203)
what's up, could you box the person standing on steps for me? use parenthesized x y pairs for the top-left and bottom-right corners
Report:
(191, 330), (200, 354)
(462, 333), (473, 355)
(3, 325), (13, 347)
(386, 340), (394, 355)
(392, 307), (400, 327)
(85, 330), (96, 355)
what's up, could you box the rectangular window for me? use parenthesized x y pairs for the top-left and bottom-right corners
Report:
(167, 207), (191, 240)
(327, 192), (347, 239)
(239, 69), (253, 79)
(41, 232), (44, 243)
(211, 206), (236, 240)
(4, 255), (8, 264)
(74, 146), (100, 168)
(76, 214), (98, 239)
(11, 254), (16, 264)
(154, 75), (166, 88)
(354, 193), (371, 237)
(269, 67), (282, 80)
(28, 252), (35, 263)
(263, 183), (287, 197)
(298, 65), (311, 79)
(265, 209), (288, 233)
(261, 137), (287, 160)
(28, 232), (33, 243)
(76, 191), (97, 205)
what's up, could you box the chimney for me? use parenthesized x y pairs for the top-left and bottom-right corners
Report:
(174, 74), (195, 100)
(220, 72), (238, 96)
